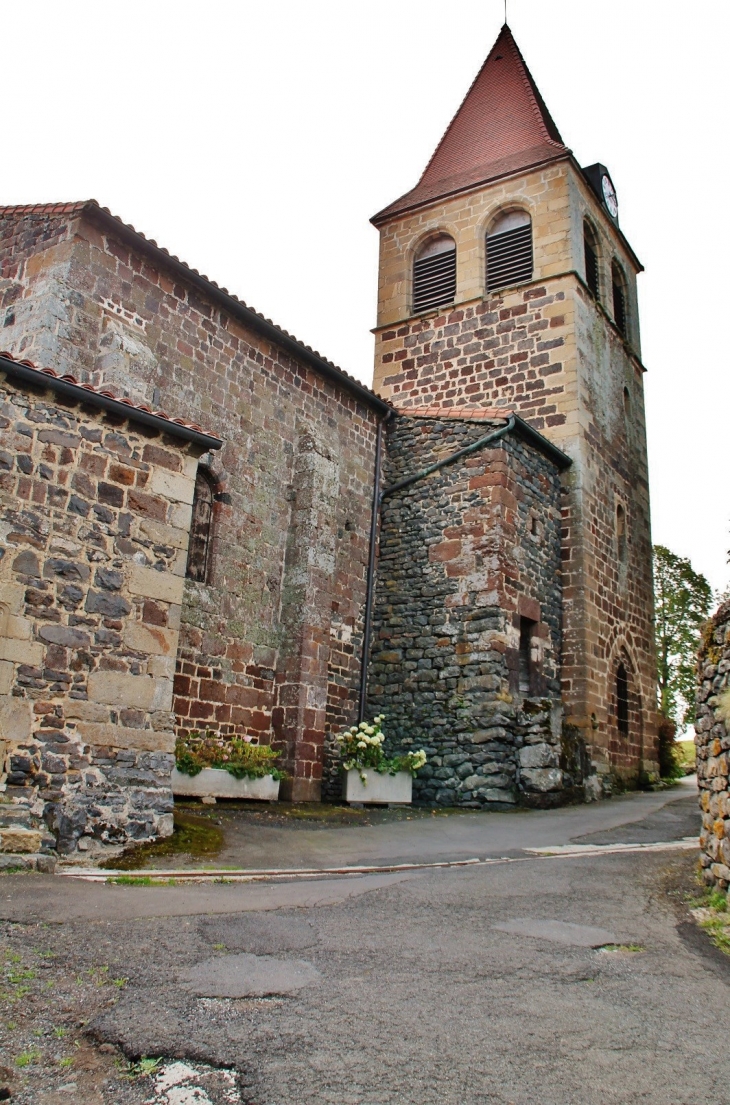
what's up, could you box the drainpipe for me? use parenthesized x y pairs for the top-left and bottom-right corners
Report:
(379, 415), (515, 503)
(357, 413), (515, 722)
(359, 411), (391, 721)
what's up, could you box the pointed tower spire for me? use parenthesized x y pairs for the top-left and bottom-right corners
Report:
(373, 25), (569, 224)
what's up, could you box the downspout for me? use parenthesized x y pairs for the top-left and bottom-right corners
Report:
(359, 411), (392, 721)
(357, 413), (515, 721)
(380, 415), (515, 503)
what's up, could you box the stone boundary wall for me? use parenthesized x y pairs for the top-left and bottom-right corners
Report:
(696, 601), (730, 890)
(366, 415), (570, 808)
(0, 371), (203, 856)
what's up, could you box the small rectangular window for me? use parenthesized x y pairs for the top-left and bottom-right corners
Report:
(518, 617), (535, 695)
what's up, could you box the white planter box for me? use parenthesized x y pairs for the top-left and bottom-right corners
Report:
(344, 768), (412, 805)
(171, 767), (280, 801)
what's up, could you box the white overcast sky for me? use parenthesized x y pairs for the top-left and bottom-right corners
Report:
(5, 0), (730, 594)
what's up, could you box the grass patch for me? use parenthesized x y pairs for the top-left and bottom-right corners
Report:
(15, 1049), (41, 1067)
(689, 883), (729, 956)
(100, 810), (224, 871)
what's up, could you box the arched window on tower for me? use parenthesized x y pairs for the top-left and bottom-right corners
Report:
(486, 210), (533, 292)
(611, 260), (628, 337)
(186, 468), (215, 583)
(583, 220), (599, 299)
(616, 662), (629, 738)
(412, 234), (456, 313)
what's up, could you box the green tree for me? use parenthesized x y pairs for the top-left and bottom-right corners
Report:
(653, 544), (713, 728)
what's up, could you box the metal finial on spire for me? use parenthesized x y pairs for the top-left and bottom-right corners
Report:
(504, 0), (507, 24)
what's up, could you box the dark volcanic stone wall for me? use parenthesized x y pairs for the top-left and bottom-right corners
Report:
(696, 601), (730, 891)
(367, 414), (567, 808)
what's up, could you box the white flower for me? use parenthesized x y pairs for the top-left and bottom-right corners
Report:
(357, 740), (367, 749)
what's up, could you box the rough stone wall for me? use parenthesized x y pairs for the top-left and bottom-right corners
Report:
(367, 414), (570, 808)
(371, 159), (657, 789)
(0, 370), (202, 855)
(696, 602), (730, 890)
(0, 208), (382, 801)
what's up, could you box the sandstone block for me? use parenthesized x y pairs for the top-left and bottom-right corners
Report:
(0, 826), (42, 853)
(0, 661), (12, 696)
(0, 583), (25, 616)
(123, 621), (178, 657)
(149, 468), (195, 504)
(0, 638), (44, 665)
(88, 671), (158, 709)
(128, 564), (184, 605)
(137, 517), (190, 550)
(4, 615), (32, 641)
(0, 696), (33, 742)
(76, 721), (175, 753)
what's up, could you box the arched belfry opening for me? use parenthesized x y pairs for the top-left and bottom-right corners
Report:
(412, 234), (456, 313)
(486, 210), (533, 291)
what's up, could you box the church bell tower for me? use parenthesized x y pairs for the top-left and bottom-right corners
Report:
(371, 25), (657, 787)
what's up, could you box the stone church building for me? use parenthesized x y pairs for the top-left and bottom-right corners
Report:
(0, 26), (657, 857)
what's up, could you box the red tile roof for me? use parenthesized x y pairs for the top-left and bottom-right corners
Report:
(396, 405), (514, 421)
(0, 349), (223, 447)
(372, 25), (569, 225)
(0, 201), (391, 415)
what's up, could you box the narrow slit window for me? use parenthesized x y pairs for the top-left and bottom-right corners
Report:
(584, 221), (599, 299)
(486, 211), (533, 292)
(412, 234), (456, 314)
(518, 616), (535, 695)
(612, 261), (627, 336)
(616, 662), (629, 737)
(186, 468), (215, 583)
(616, 503), (627, 563)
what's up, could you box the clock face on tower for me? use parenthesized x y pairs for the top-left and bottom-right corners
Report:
(601, 174), (619, 219)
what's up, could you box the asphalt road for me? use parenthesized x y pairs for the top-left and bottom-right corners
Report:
(2, 780), (726, 1105)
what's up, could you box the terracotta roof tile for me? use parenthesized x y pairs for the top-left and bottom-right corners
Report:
(0, 349), (222, 444)
(373, 25), (569, 224)
(397, 404), (513, 421)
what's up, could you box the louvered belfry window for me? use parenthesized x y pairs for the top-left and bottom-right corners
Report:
(584, 221), (599, 299)
(413, 234), (456, 313)
(612, 261), (627, 337)
(486, 211), (533, 292)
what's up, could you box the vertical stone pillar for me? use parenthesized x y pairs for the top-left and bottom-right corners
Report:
(274, 434), (339, 801)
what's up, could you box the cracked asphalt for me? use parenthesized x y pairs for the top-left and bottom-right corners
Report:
(2, 780), (727, 1105)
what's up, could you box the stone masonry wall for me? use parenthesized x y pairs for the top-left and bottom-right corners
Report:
(0, 368), (203, 856)
(367, 414), (570, 808)
(0, 206), (383, 802)
(695, 602), (730, 891)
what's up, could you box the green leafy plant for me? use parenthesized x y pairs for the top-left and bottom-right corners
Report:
(654, 544), (712, 729)
(336, 716), (426, 782)
(175, 730), (286, 781)
(125, 1056), (162, 1079)
(15, 1049), (41, 1067)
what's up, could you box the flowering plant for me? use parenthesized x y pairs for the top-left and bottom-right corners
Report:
(336, 716), (427, 781)
(174, 730), (286, 781)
